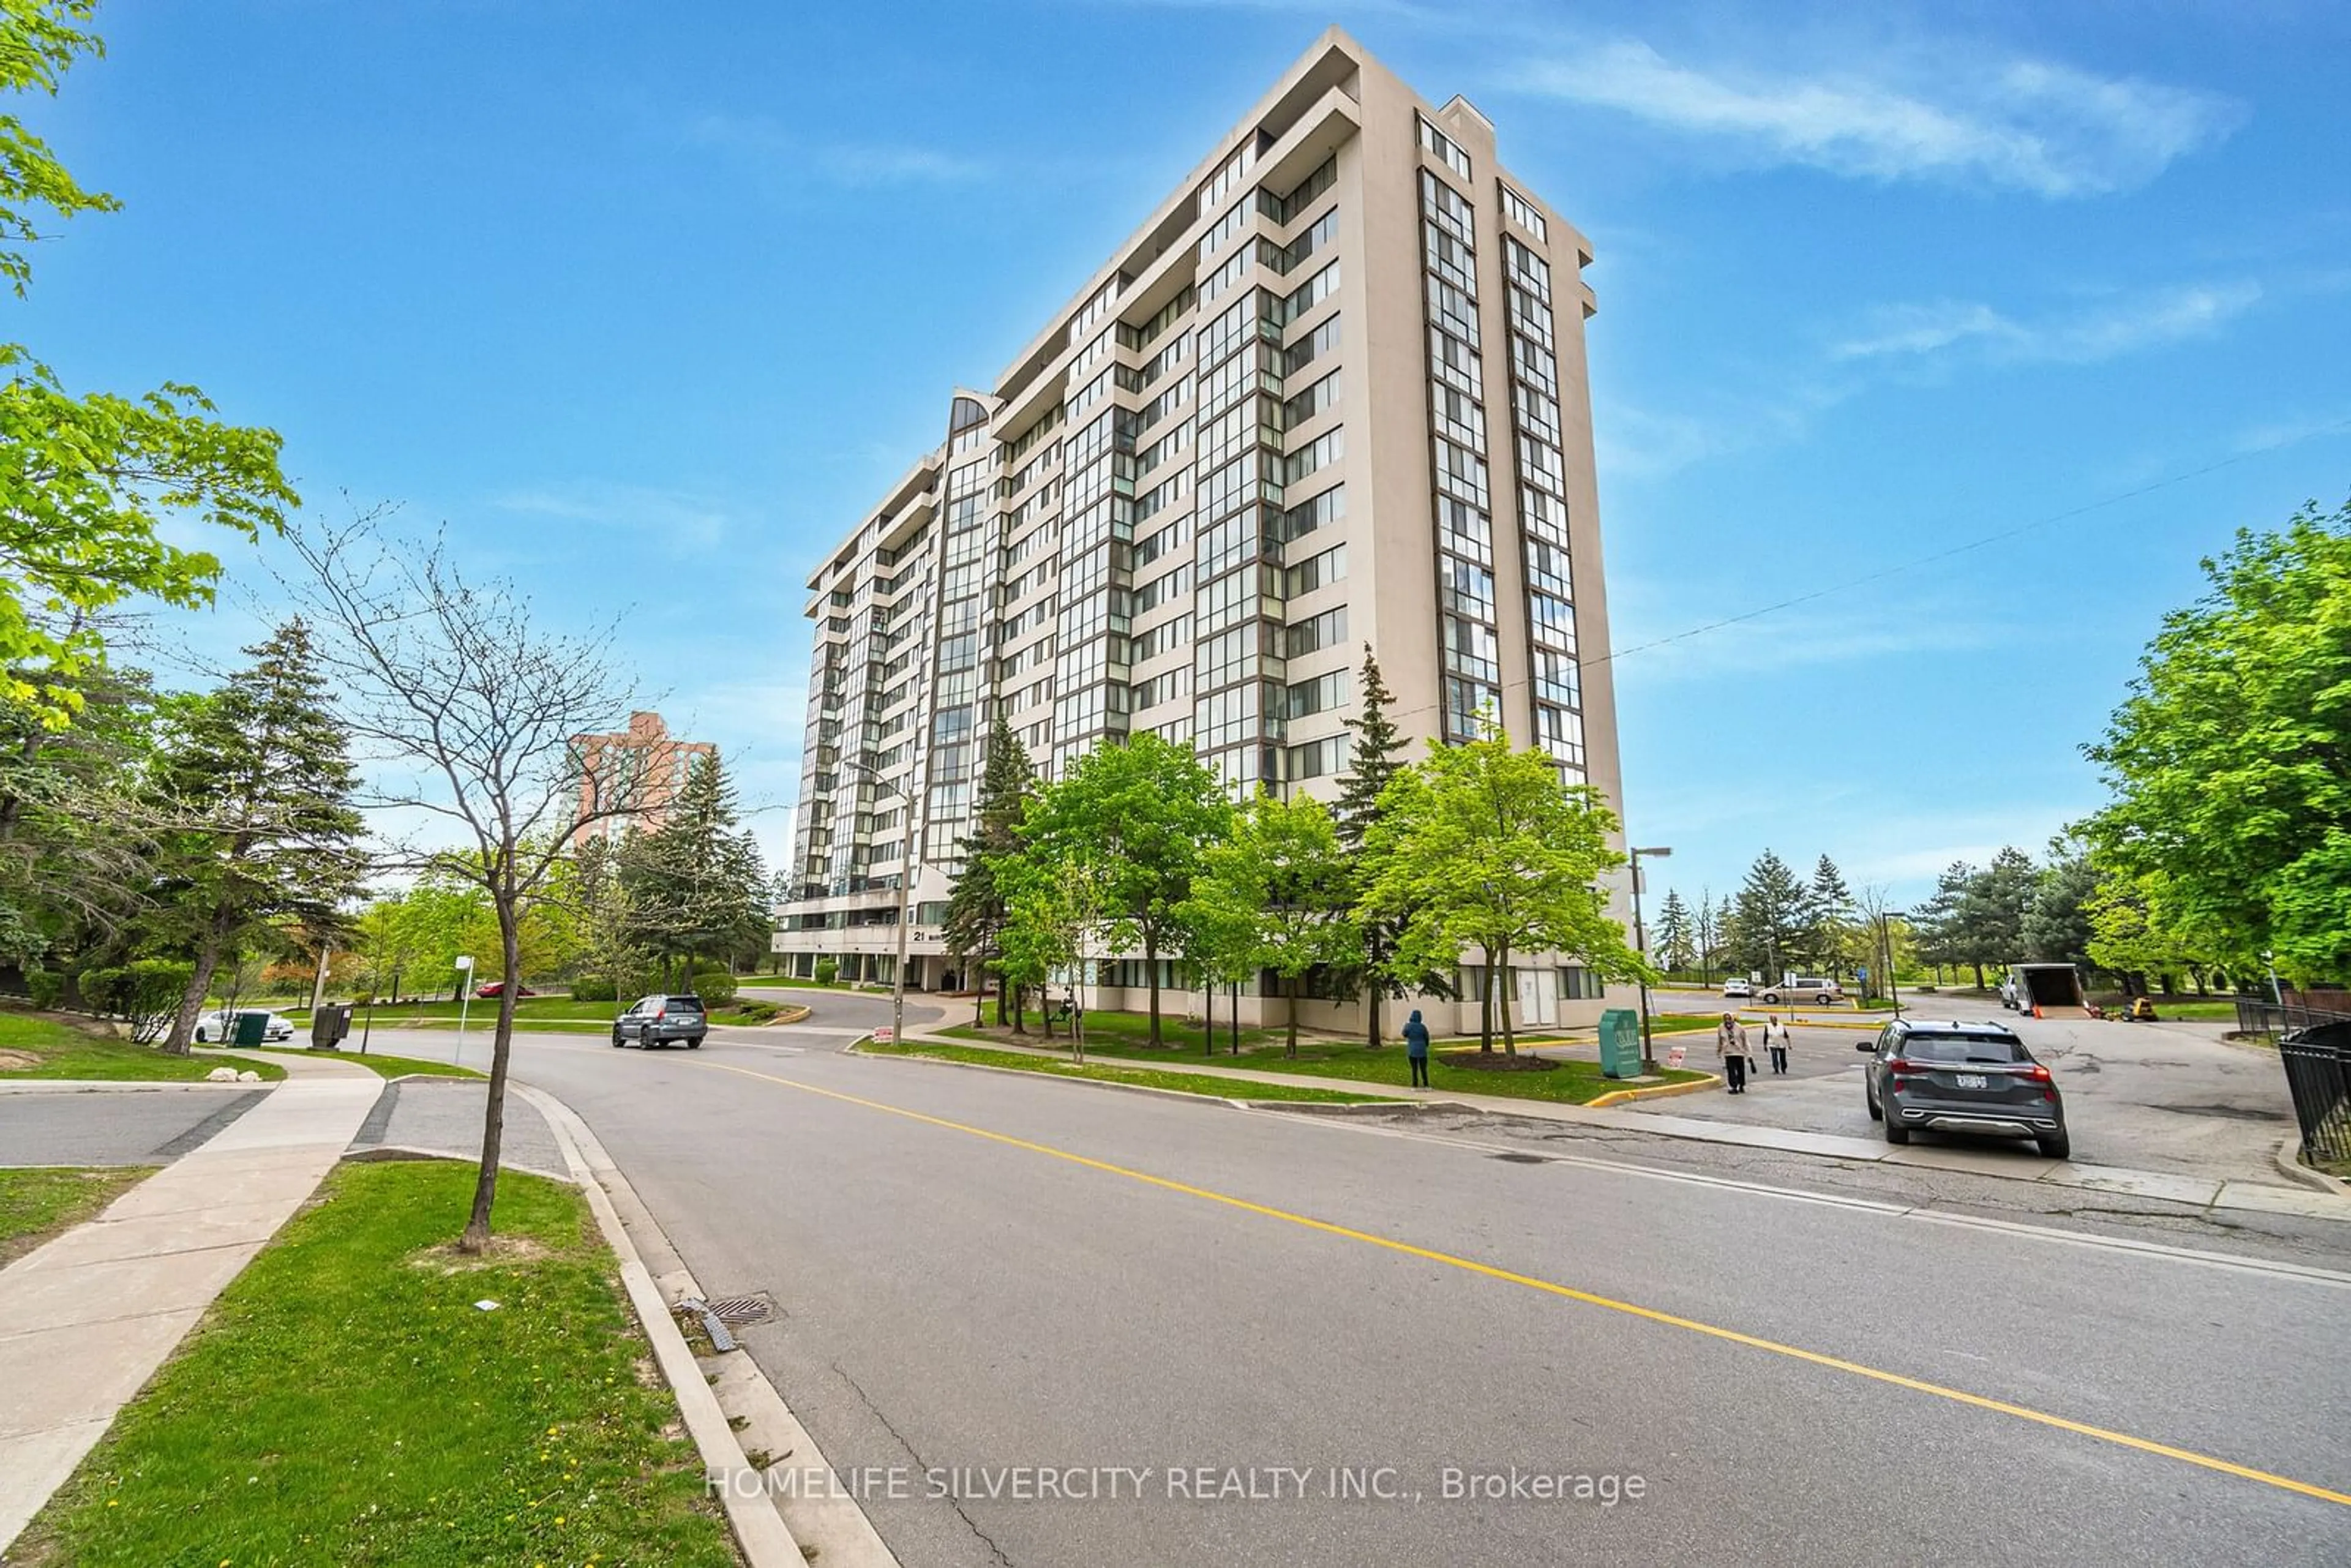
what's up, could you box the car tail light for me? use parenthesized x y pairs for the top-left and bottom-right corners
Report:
(2020, 1064), (2052, 1082)
(1888, 1058), (1928, 1078)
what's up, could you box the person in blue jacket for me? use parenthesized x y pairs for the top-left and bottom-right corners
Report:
(1403, 1008), (1431, 1087)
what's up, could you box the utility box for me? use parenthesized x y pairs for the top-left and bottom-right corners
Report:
(231, 1010), (269, 1048)
(1597, 1008), (1644, 1079)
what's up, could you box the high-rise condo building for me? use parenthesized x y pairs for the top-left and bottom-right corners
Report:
(569, 711), (716, 846)
(776, 29), (1629, 1031)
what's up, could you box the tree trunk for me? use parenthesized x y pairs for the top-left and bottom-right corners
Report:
(1204, 980), (1215, 1055)
(1363, 973), (1381, 1051)
(1011, 983), (1027, 1036)
(1499, 944), (1517, 1057)
(1286, 973), (1300, 1059)
(460, 895), (524, 1254)
(1480, 958), (1495, 1054)
(994, 964), (1008, 1026)
(1145, 932), (1161, 1046)
(1071, 999), (1086, 1065)
(164, 911), (234, 1056)
(1972, 961), (1985, 989)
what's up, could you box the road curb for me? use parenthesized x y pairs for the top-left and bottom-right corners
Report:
(1588, 1074), (1723, 1109)
(509, 1085), (814, 1568)
(512, 1083), (900, 1568)
(337, 1142), (574, 1186)
(2271, 1133), (2351, 1196)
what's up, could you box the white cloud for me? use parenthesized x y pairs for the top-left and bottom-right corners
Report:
(1512, 39), (2240, 197)
(687, 113), (991, 188)
(489, 481), (743, 552)
(1832, 282), (2262, 365)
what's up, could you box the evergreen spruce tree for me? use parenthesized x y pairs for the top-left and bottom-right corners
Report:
(1653, 888), (1694, 972)
(1807, 853), (1854, 973)
(154, 621), (366, 1053)
(1333, 648), (1410, 1048)
(620, 752), (768, 985)
(943, 718), (1036, 1027)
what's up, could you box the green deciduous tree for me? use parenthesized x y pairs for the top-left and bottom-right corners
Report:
(1363, 729), (1643, 1055)
(151, 621), (366, 1054)
(1019, 733), (1229, 1046)
(1183, 789), (1360, 1057)
(2084, 499), (2351, 982)
(0, 4), (297, 727)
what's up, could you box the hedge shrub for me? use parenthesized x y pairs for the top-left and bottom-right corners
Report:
(812, 958), (838, 987)
(689, 966), (737, 1004)
(570, 975), (618, 1003)
(26, 969), (62, 1009)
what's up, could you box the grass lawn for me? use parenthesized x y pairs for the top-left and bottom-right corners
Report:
(0, 1167), (154, 1267)
(13, 1160), (737, 1568)
(943, 1022), (1710, 1105)
(0, 1011), (286, 1082)
(259, 1048), (482, 1079)
(864, 1039), (1391, 1103)
(946, 1008), (1292, 1054)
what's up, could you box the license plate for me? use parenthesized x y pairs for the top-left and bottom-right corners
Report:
(1955, 1073), (1988, 1089)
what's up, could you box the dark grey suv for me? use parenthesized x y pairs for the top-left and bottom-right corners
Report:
(612, 994), (708, 1050)
(1861, 1019), (2069, 1159)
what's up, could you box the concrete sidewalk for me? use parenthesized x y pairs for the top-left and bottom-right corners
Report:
(0, 1050), (381, 1553)
(887, 1029), (2351, 1224)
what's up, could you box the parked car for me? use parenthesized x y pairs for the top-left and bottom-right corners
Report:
(474, 980), (538, 999)
(192, 1008), (294, 1044)
(1760, 976), (1843, 1005)
(611, 994), (708, 1050)
(1860, 1018), (2069, 1159)
(1721, 979), (1753, 999)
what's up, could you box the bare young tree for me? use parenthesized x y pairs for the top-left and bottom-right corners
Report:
(285, 510), (646, 1252)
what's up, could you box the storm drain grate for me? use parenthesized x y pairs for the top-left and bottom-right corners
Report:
(701, 1293), (778, 1326)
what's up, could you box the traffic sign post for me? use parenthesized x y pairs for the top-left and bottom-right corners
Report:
(454, 955), (474, 1068)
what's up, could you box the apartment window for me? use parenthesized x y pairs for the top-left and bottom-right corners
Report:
(1199, 200), (1248, 260)
(1283, 542), (1346, 599)
(1199, 142), (1255, 216)
(1284, 426), (1344, 484)
(1284, 206), (1339, 271)
(1269, 154), (1335, 222)
(1281, 261), (1340, 325)
(1283, 484), (1345, 544)
(1534, 646), (1581, 709)
(1286, 668), (1349, 718)
(1555, 965), (1600, 1000)
(1442, 613), (1499, 681)
(1286, 605), (1348, 658)
(1502, 184), (1550, 242)
(1531, 591), (1577, 651)
(1417, 113), (1472, 181)
(1283, 313), (1341, 377)
(1133, 562), (1190, 613)
(1283, 370), (1341, 430)
(1420, 169), (1474, 241)
(1287, 733), (1348, 780)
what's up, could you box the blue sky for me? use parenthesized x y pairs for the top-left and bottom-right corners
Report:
(13, 0), (2349, 910)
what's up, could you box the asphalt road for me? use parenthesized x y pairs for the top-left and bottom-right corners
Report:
(349, 996), (2351, 1567)
(0, 1087), (268, 1166)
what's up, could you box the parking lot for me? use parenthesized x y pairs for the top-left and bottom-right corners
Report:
(1624, 991), (2303, 1188)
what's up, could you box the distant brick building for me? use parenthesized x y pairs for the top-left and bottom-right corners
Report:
(570, 711), (715, 844)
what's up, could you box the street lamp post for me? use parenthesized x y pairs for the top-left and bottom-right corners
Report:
(1630, 846), (1672, 1074)
(2265, 950), (2282, 1008)
(452, 955), (474, 1068)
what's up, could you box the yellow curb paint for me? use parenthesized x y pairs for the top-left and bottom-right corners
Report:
(1586, 1075), (1723, 1109)
(697, 1057), (2351, 1513)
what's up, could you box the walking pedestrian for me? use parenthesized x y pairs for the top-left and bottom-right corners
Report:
(1716, 1011), (1748, 1093)
(1403, 1009), (1431, 1088)
(1765, 1015), (1790, 1076)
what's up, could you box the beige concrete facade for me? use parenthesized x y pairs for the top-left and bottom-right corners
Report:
(569, 710), (716, 846)
(778, 30), (1631, 1033)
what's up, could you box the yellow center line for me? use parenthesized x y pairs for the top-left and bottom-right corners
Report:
(699, 1058), (2351, 1510)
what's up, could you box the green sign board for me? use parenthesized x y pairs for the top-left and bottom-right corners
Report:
(1597, 1008), (1643, 1079)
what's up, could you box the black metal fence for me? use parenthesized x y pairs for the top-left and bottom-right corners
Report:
(2238, 999), (2351, 1166)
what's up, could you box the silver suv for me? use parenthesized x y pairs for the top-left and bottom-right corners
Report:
(612, 994), (708, 1050)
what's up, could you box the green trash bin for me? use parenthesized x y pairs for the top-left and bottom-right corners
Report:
(231, 1010), (269, 1048)
(1597, 1008), (1643, 1079)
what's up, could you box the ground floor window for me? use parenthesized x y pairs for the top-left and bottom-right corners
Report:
(1556, 966), (1602, 1000)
